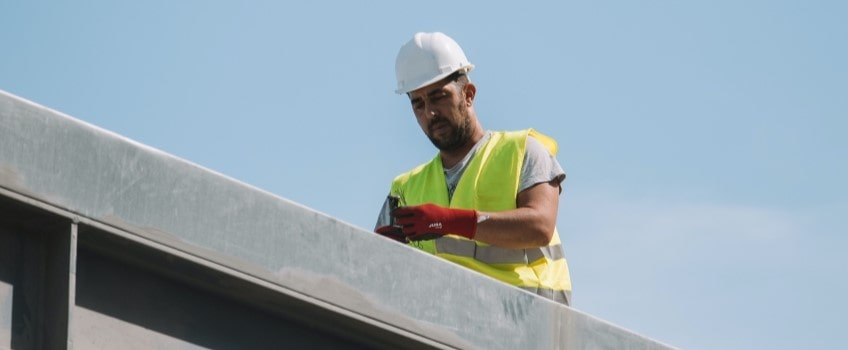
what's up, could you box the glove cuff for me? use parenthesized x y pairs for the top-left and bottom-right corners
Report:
(452, 208), (478, 240)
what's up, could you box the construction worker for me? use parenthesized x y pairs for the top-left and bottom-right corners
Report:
(374, 32), (572, 306)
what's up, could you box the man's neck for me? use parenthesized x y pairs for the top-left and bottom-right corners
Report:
(440, 129), (485, 169)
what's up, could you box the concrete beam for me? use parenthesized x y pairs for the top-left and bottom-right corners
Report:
(0, 90), (674, 349)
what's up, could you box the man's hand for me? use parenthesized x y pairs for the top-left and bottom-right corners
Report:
(393, 203), (477, 241)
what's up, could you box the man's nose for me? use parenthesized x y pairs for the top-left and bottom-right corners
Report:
(425, 103), (439, 117)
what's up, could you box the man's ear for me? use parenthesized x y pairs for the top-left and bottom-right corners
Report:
(464, 83), (477, 106)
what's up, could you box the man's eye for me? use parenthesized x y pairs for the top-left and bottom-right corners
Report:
(434, 91), (451, 101)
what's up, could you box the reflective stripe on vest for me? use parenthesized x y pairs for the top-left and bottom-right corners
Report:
(435, 236), (571, 305)
(434, 237), (565, 265)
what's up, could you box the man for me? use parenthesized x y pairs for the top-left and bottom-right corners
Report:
(374, 32), (572, 305)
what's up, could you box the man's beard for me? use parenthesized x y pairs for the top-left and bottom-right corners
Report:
(427, 107), (472, 151)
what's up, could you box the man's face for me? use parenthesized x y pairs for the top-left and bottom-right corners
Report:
(408, 78), (473, 151)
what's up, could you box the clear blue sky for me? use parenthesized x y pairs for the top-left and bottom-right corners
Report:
(2, 1), (846, 348)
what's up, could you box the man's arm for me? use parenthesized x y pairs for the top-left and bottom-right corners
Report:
(473, 179), (560, 249)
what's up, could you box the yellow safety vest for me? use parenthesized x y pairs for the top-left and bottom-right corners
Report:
(390, 129), (572, 305)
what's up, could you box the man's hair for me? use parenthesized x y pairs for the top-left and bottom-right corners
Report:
(446, 71), (471, 91)
(406, 71), (472, 98)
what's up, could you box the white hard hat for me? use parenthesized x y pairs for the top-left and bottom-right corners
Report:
(394, 32), (475, 94)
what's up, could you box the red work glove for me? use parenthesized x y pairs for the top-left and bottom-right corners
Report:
(375, 225), (407, 243)
(393, 203), (478, 241)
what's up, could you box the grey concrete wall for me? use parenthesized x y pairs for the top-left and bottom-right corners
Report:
(73, 244), (373, 349)
(0, 195), (72, 349)
(0, 194), (392, 350)
(0, 90), (675, 349)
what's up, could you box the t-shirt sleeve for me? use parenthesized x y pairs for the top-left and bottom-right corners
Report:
(518, 135), (566, 193)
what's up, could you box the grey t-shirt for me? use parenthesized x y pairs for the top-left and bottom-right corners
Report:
(375, 131), (565, 229)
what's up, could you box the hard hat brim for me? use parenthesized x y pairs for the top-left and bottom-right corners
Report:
(394, 65), (475, 95)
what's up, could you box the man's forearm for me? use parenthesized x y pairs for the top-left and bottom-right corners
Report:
(472, 181), (560, 249)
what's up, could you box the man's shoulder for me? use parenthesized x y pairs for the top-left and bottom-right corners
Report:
(492, 128), (553, 144)
(489, 128), (558, 157)
(486, 129), (530, 149)
(492, 129), (532, 139)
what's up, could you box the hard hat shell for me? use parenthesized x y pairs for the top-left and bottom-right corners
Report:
(394, 32), (475, 94)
